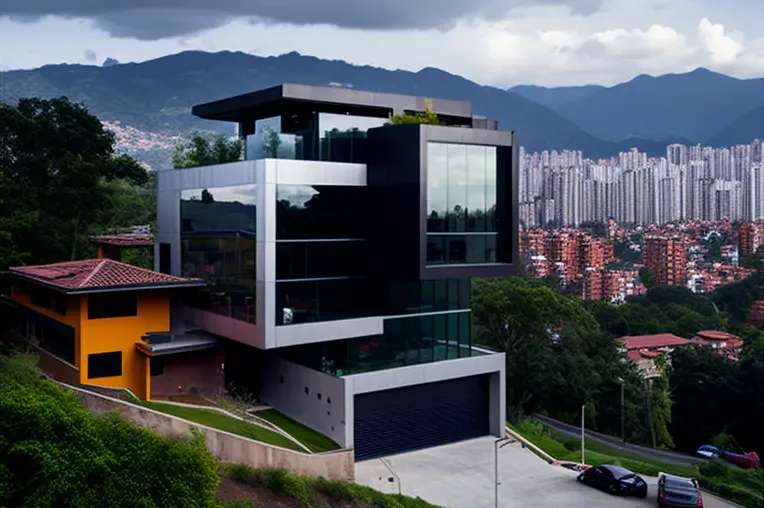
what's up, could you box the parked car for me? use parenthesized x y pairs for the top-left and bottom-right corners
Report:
(576, 464), (648, 498)
(657, 472), (703, 508)
(720, 450), (760, 469)
(695, 445), (719, 459)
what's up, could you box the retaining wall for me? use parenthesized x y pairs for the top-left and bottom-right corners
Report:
(70, 384), (355, 480)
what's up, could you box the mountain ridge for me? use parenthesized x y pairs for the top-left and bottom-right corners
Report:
(1, 50), (761, 162)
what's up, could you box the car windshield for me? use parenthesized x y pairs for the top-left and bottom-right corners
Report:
(664, 480), (699, 504)
(605, 466), (633, 478)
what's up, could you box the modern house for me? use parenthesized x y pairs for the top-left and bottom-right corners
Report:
(153, 84), (518, 460)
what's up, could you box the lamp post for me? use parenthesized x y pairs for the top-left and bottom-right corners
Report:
(619, 377), (626, 447)
(494, 437), (512, 508)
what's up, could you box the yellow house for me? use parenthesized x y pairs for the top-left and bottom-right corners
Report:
(0, 259), (205, 399)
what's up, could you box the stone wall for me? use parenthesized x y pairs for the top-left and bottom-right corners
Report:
(70, 383), (355, 480)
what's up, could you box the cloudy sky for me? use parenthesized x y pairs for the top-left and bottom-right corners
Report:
(0, 0), (762, 87)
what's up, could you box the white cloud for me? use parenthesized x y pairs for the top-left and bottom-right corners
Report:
(698, 18), (744, 64)
(0, 1), (762, 88)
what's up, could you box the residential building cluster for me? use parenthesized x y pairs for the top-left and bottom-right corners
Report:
(519, 140), (764, 227)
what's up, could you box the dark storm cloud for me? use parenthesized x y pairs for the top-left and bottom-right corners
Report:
(1, 0), (605, 40)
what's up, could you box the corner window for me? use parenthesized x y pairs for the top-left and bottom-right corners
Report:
(88, 351), (122, 379)
(88, 293), (138, 320)
(30, 287), (52, 309)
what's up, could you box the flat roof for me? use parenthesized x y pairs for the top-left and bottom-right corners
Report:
(135, 330), (219, 356)
(192, 83), (473, 123)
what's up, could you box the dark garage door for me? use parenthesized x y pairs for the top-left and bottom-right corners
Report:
(353, 375), (489, 461)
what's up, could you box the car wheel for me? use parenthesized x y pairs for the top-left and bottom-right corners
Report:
(637, 489), (647, 499)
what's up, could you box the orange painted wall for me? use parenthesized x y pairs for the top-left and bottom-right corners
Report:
(11, 281), (172, 400)
(10, 281), (82, 367)
(79, 291), (170, 399)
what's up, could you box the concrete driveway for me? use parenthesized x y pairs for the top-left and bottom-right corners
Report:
(354, 436), (736, 508)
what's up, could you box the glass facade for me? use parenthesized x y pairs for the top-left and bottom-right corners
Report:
(383, 279), (470, 315)
(276, 184), (371, 325)
(180, 185), (256, 323)
(280, 311), (481, 376)
(246, 113), (387, 163)
(426, 142), (498, 265)
(317, 113), (387, 163)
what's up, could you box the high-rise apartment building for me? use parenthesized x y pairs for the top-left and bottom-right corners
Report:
(738, 222), (758, 256)
(643, 236), (689, 287)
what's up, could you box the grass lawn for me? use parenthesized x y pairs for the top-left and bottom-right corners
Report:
(137, 399), (305, 452)
(256, 409), (340, 453)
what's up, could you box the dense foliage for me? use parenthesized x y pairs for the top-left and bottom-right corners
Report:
(0, 353), (220, 508)
(172, 132), (242, 169)
(0, 97), (152, 269)
(387, 108), (440, 125)
(473, 277), (764, 458)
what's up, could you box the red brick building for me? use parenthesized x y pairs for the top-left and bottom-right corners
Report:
(643, 236), (689, 287)
(738, 222), (757, 256)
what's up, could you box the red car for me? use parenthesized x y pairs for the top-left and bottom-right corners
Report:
(657, 473), (704, 508)
(721, 450), (760, 469)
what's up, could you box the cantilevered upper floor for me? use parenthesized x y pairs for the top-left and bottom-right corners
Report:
(191, 84), (498, 163)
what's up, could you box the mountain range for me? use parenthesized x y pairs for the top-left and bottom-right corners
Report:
(1, 50), (762, 164)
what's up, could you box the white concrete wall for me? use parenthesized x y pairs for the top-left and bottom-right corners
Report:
(259, 357), (348, 447)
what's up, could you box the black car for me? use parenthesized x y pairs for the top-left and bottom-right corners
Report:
(577, 464), (648, 498)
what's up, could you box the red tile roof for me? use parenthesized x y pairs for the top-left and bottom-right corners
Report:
(9, 259), (203, 293)
(93, 234), (154, 247)
(695, 330), (739, 341)
(618, 333), (690, 350)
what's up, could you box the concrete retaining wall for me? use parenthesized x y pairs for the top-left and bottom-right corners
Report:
(70, 384), (355, 480)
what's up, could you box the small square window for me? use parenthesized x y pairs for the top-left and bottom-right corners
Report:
(88, 351), (122, 379)
(150, 357), (164, 377)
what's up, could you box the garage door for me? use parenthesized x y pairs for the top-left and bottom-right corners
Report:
(353, 375), (490, 461)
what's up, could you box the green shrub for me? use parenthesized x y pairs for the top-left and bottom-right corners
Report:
(0, 353), (220, 508)
(700, 477), (764, 508)
(262, 469), (312, 506)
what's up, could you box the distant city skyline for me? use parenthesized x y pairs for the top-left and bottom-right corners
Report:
(520, 139), (764, 227)
(1, 0), (763, 87)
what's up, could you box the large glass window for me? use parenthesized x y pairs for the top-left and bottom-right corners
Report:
(318, 113), (387, 163)
(181, 185), (256, 324)
(246, 116), (308, 160)
(426, 142), (498, 265)
(279, 311), (480, 376)
(276, 278), (376, 325)
(382, 279), (470, 315)
(276, 185), (367, 240)
(13, 306), (76, 365)
(277, 240), (367, 280)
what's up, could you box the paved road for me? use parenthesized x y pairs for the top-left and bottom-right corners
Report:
(355, 437), (734, 508)
(533, 414), (703, 466)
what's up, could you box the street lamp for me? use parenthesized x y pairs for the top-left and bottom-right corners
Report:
(619, 377), (626, 447)
(494, 437), (513, 508)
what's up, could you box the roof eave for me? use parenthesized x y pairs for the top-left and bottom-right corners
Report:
(7, 271), (206, 295)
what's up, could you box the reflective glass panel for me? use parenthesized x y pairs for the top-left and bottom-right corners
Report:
(180, 185), (256, 323)
(427, 142), (449, 233)
(276, 240), (367, 280)
(318, 113), (388, 163)
(447, 144), (468, 232)
(276, 185), (367, 239)
(246, 117), (306, 160)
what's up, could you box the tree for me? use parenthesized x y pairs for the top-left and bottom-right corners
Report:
(260, 126), (282, 158)
(0, 97), (148, 267)
(388, 108), (440, 125)
(639, 267), (655, 290)
(172, 131), (242, 168)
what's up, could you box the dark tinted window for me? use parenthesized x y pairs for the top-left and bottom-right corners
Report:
(180, 185), (257, 324)
(181, 185), (256, 234)
(88, 293), (138, 320)
(318, 113), (387, 163)
(54, 295), (67, 316)
(604, 466), (631, 478)
(277, 240), (367, 280)
(277, 278), (376, 325)
(159, 243), (172, 274)
(150, 356), (164, 376)
(88, 351), (122, 379)
(30, 287), (52, 309)
(15, 308), (76, 365)
(276, 185), (367, 239)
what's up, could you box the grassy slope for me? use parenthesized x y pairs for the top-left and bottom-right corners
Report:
(139, 400), (304, 452)
(220, 463), (442, 508)
(256, 409), (340, 453)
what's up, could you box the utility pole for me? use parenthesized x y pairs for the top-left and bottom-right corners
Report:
(581, 405), (586, 465)
(494, 437), (512, 508)
(620, 378), (626, 447)
(645, 378), (656, 448)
